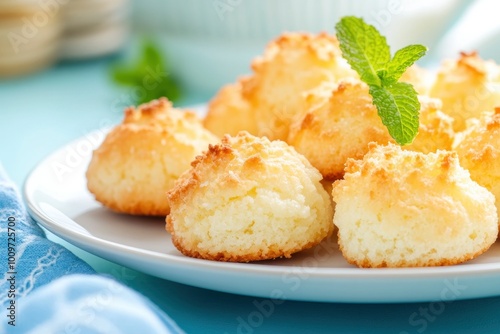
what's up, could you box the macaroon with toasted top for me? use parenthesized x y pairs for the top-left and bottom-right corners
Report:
(288, 79), (391, 180)
(166, 132), (334, 262)
(331, 143), (498, 268)
(288, 81), (455, 180)
(203, 32), (357, 140)
(86, 98), (218, 216)
(430, 51), (500, 132)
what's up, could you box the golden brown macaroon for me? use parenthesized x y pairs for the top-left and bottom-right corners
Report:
(454, 108), (500, 224)
(166, 132), (334, 262)
(332, 143), (498, 268)
(204, 32), (357, 141)
(288, 82), (456, 179)
(86, 98), (218, 216)
(404, 96), (455, 154)
(249, 32), (357, 141)
(203, 77), (258, 137)
(429, 51), (500, 131)
(287, 79), (392, 180)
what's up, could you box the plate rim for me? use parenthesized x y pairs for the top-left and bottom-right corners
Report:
(22, 125), (500, 303)
(25, 200), (500, 279)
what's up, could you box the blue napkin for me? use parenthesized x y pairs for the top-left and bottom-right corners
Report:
(0, 165), (184, 334)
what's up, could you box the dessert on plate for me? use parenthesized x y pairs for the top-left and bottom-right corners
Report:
(166, 132), (334, 262)
(331, 143), (498, 268)
(86, 98), (218, 216)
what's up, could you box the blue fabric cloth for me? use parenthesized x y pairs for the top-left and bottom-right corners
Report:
(0, 165), (184, 334)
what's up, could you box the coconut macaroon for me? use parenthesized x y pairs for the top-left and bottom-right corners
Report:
(204, 32), (357, 141)
(429, 51), (500, 132)
(86, 98), (218, 216)
(287, 79), (392, 180)
(454, 108), (500, 224)
(166, 132), (334, 262)
(332, 143), (498, 268)
(249, 33), (356, 141)
(288, 82), (456, 180)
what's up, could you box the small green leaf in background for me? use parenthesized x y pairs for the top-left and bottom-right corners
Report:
(111, 40), (181, 105)
(335, 16), (427, 145)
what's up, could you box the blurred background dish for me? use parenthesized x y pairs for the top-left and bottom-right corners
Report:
(2, 0), (500, 97)
(60, 0), (129, 60)
(0, 0), (129, 77)
(0, 0), (61, 77)
(132, 0), (472, 95)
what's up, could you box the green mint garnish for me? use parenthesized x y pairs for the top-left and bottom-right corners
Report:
(335, 16), (427, 145)
(111, 40), (181, 105)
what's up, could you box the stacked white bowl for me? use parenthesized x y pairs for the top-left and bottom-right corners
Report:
(60, 0), (129, 60)
(0, 0), (129, 77)
(0, 0), (61, 77)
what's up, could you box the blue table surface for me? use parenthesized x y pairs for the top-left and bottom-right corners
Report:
(2, 58), (500, 334)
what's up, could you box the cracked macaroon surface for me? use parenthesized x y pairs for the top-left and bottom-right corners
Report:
(454, 108), (500, 226)
(86, 98), (218, 216)
(430, 51), (500, 132)
(287, 79), (391, 180)
(331, 143), (498, 268)
(204, 32), (356, 140)
(166, 132), (334, 262)
(288, 82), (456, 180)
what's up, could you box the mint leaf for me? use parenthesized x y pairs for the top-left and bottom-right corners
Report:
(111, 65), (140, 85)
(369, 82), (420, 145)
(335, 16), (427, 145)
(335, 16), (390, 86)
(384, 45), (427, 84)
(110, 39), (182, 105)
(139, 40), (163, 69)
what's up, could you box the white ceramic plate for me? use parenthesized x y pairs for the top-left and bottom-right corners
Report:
(24, 119), (500, 303)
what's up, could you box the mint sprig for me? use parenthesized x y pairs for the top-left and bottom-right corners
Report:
(335, 16), (427, 145)
(111, 40), (181, 105)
